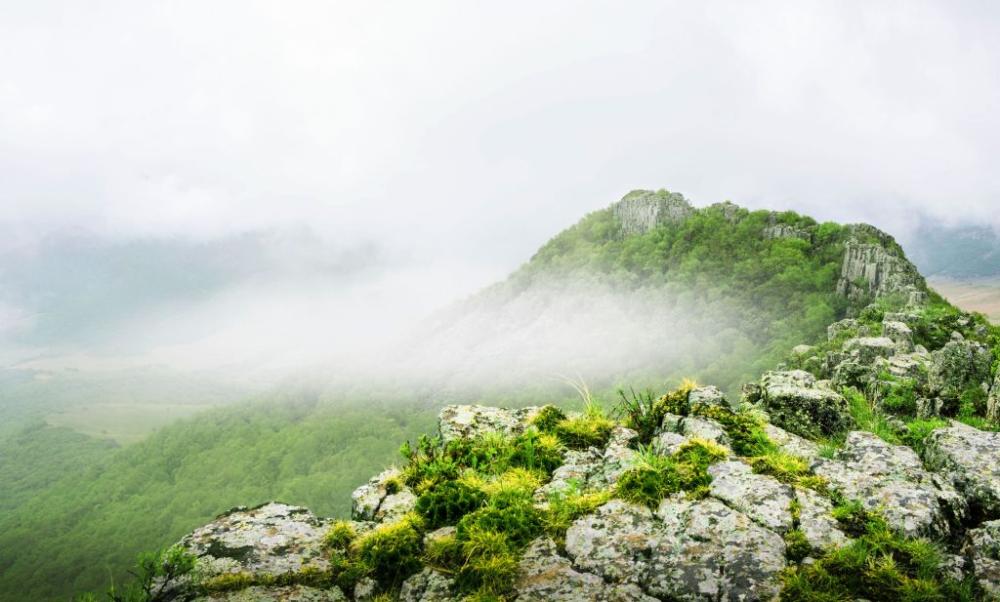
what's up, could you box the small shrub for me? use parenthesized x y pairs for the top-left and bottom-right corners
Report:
(900, 418), (948, 454)
(692, 403), (774, 457)
(456, 496), (542, 549)
(615, 387), (664, 443)
(531, 405), (567, 432)
(416, 481), (487, 529)
(750, 451), (810, 484)
(553, 413), (614, 450)
(830, 498), (872, 537)
(784, 529), (812, 563)
(781, 507), (973, 601)
(423, 532), (465, 571)
(672, 439), (729, 490)
(351, 513), (425, 588)
(454, 527), (520, 597)
(615, 440), (726, 508)
(508, 430), (564, 474)
(323, 520), (357, 551)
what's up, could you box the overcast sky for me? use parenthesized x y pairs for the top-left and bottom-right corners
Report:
(1, 1), (998, 370)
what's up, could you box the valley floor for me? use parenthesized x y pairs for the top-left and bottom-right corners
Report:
(929, 276), (1000, 323)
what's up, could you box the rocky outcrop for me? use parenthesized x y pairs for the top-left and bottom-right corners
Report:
(964, 520), (1000, 598)
(928, 336), (993, 398)
(813, 431), (965, 537)
(924, 423), (1000, 517)
(179, 503), (341, 586)
(613, 190), (694, 236)
(564, 498), (787, 601)
(747, 370), (851, 439)
(437, 405), (541, 442)
(835, 225), (926, 301)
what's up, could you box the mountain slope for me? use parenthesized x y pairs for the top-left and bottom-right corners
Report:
(0, 190), (934, 601)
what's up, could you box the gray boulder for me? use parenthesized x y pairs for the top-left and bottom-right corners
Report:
(647, 498), (786, 601)
(827, 318), (859, 342)
(564, 500), (655, 584)
(835, 230), (926, 300)
(924, 423), (1000, 516)
(437, 404), (540, 442)
(752, 370), (852, 439)
(179, 503), (333, 582)
(399, 568), (455, 602)
(514, 538), (657, 602)
(763, 423), (820, 459)
(882, 320), (914, 352)
(988, 371), (1000, 425)
(708, 461), (794, 533)
(813, 432), (965, 537)
(351, 468), (404, 521)
(929, 339), (992, 398)
(963, 520), (1000, 599)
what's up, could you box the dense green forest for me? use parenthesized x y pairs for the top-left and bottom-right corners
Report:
(0, 194), (919, 601)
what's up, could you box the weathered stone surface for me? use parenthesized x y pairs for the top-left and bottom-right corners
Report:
(754, 370), (851, 439)
(680, 416), (730, 448)
(353, 578), (377, 601)
(813, 431), (965, 537)
(399, 568), (455, 602)
(438, 404), (540, 442)
(988, 371), (1000, 425)
(613, 190), (693, 236)
(764, 423), (819, 459)
(795, 488), (847, 551)
(688, 386), (729, 410)
(351, 468), (403, 521)
(594, 428), (640, 488)
(924, 422), (1000, 516)
(878, 351), (931, 386)
(195, 586), (347, 602)
(882, 320), (914, 352)
(535, 448), (604, 500)
(764, 223), (809, 241)
(647, 498), (786, 601)
(652, 431), (689, 456)
(844, 337), (897, 364)
(708, 461), (794, 533)
(929, 339), (993, 398)
(835, 227), (925, 300)
(564, 498), (786, 601)
(179, 503), (332, 580)
(515, 537), (608, 601)
(564, 500), (655, 584)
(374, 489), (417, 523)
(964, 520), (1000, 599)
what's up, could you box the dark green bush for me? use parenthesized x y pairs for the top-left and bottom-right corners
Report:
(530, 406), (567, 432)
(416, 481), (487, 529)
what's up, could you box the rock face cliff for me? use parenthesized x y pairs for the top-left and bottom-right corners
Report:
(612, 190), (694, 236)
(835, 224), (927, 302)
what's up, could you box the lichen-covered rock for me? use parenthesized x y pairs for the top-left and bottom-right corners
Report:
(353, 577), (377, 601)
(763, 423), (819, 459)
(536, 429), (638, 500)
(843, 336), (897, 364)
(988, 371), (1000, 425)
(929, 339), (993, 398)
(179, 503), (332, 581)
(564, 498), (786, 601)
(515, 537), (608, 601)
(351, 468), (404, 521)
(924, 422), (1000, 516)
(688, 386), (729, 410)
(963, 520), (1000, 598)
(613, 190), (693, 235)
(438, 404), (540, 442)
(680, 416), (730, 449)
(813, 432), (965, 537)
(399, 568), (455, 602)
(374, 489), (417, 523)
(754, 370), (851, 439)
(882, 320), (914, 352)
(593, 427), (640, 488)
(795, 488), (847, 551)
(195, 586), (347, 602)
(564, 500), (655, 584)
(652, 431), (689, 456)
(708, 461), (794, 533)
(647, 497), (786, 601)
(878, 351), (932, 387)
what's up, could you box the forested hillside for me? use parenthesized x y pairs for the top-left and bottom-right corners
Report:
(0, 191), (928, 601)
